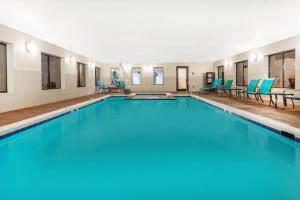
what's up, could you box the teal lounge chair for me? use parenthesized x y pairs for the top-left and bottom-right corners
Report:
(118, 80), (125, 93)
(256, 78), (275, 106)
(97, 80), (108, 94)
(200, 79), (222, 93)
(237, 79), (260, 102)
(218, 79), (233, 97)
(286, 95), (300, 109)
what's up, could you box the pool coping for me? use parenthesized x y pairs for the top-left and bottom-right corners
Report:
(0, 95), (111, 139)
(191, 94), (300, 142)
(0, 94), (299, 143)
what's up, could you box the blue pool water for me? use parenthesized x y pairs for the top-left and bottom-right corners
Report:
(0, 97), (300, 200)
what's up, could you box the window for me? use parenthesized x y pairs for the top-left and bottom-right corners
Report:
(41, 53), (61, 90)
(77, 62), (86, 87)
(132, 67), (141, 85)
(269, 50), (295, 88)
(110, 68), (121, 85)
(153, 67), (164, 85)
(217, 65), (224, 85)
(236, 61), (248, 86)
(0, 43), (7, 93)
(95, 67), (101, 86)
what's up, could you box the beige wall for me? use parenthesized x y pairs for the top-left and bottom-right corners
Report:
(213, 35), (300, 103)
(0, 24), (103, 113)
(214, 35), (300, 89)
(1, 22), (300, 112)
(101, 62), (213, 92)
(0, 24), (213, 112)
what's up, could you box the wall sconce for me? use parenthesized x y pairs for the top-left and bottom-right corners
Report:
(224, 60), (229, 67)
(25, 42), (35, 53)
(224, 60), (233, 67)
(88, 62), (95, 68)
(251, 53), (258, 61)
(65, 56), (76, 64)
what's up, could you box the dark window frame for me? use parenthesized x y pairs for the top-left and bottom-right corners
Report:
(235, 60), (248, 86)
(131, 67), (142, 85)
(176, 66), (189, 91)
(153, 67), (164, 85)
(0, 42), (7, 93)
(41, 52), (61, 90)
(95, 67), (101, 86)
(217, 65), (224, 85)
(77, 62), (86, 87)
(268, 49), (295, 88)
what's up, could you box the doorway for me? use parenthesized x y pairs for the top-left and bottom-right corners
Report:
(176, 66), (189, 91)
(217, 65), (224, 85)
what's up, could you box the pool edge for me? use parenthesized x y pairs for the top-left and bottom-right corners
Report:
(1, 94), (299, 143)
(0, 95), (111, 140)
(191, 94), (300, 143)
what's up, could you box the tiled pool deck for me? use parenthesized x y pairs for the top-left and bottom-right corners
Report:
(194, 93), (300, 129)
(0, 94), (108, 127)
(0, 92), (299, 129)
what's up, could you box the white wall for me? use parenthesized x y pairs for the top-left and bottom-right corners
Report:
(213, 35), (300, 103)
(0, 24), (213, 112)
(0, 24), (103, 112)
(101, 62), (213, 92)
(1, 22), (300, 113)
(214, 35), (300, 89)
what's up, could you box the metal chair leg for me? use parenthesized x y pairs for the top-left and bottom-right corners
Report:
(269, 94), (274, 106)
(259, 94), (264, 103)
(292, 99), (295, 109)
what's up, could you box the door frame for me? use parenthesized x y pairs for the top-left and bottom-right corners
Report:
(217, 65), (224, 85)
(95, 66), (101, 86)
(176, 66), (189, 91)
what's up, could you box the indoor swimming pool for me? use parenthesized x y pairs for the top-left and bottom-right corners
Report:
(0, 97), (299, 200)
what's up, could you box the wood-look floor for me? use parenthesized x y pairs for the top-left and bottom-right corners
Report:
(0, 93), (299, 129)
(0, 94), (107, 127)
(195, 93), (300, 128)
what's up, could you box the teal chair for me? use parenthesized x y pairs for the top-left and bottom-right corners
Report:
(200, 79), (222, 93)
(237, 79), (260, 102)
(286, 95), (300, 109)
(256, 78), (275, 106)
(118, 80), (125, 93)
(97, 80), (108, 94)
(218, 79), (233, 97)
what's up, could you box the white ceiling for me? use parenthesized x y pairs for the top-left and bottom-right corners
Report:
(0, 0), (300, 63)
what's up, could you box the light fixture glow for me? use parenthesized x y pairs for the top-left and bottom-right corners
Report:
(65, 56), (76, 64)
(64, 57), (70, 63)
(224, 60), (229, 67)
(70, 56), (76, 63)
(88, 62), (96, 68)
(25, 42), (35, 53)
(251, 53), (258, 61)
